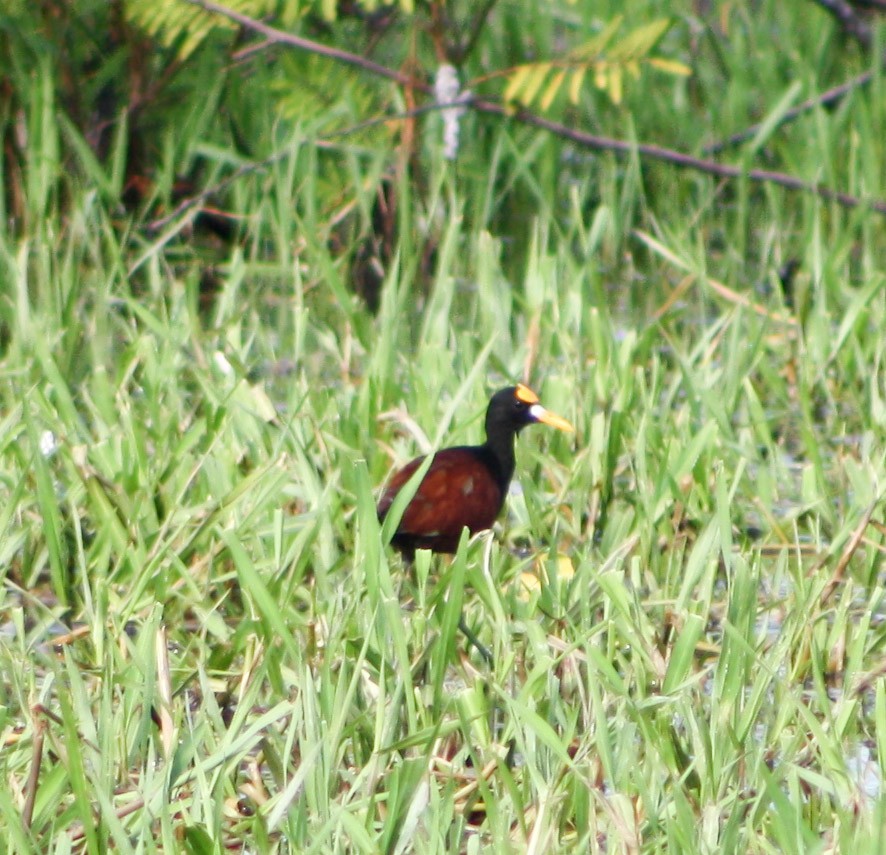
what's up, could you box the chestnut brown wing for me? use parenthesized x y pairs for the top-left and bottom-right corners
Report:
(378, 449), (505, 543)
(377, 455), (426, 520)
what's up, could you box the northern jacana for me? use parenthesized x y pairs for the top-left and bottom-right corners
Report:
(378, 384), (574, 559)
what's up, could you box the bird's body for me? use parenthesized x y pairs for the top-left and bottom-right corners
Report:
(378, 384), (573, 558)
(377, 446), (507, 555)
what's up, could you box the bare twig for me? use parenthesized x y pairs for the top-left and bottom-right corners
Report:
(706, 0), (883, 153)
(813, 0), (873, 48)
(69, 795), (146, 843)
(702, 71), (874, 154)
(185, 0), (420, 87)
(451, 0), (500, 64)
(476, 101), (886, 215)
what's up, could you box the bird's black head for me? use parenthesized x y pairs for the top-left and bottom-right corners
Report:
(485, 384), (574, 438)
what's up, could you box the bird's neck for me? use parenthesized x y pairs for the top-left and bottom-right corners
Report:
(482, 432), (517, 492)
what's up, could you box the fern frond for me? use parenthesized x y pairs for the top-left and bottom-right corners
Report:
(127, 0), (417, 59)
(503, 18), (690, 110)
(126, 0), (273, 59)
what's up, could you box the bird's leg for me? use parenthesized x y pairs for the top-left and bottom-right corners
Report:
(458, 614), (492, 664)
(404, 552), (492, 663)
(440, 552), (493, 664)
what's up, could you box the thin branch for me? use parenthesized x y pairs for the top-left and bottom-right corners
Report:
(452, 0), (500, 64)
(69, 795), (146, 843)
(180, 0), (886, 218)
(702, 71), (874, 154)
(813, 0), (873, 48)
(184, 0), (423, 89)
(476, 99), (886, 215)
(706, 0), (882, 153)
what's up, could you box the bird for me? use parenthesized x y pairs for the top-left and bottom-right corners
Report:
(378, 384), (574, 560)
